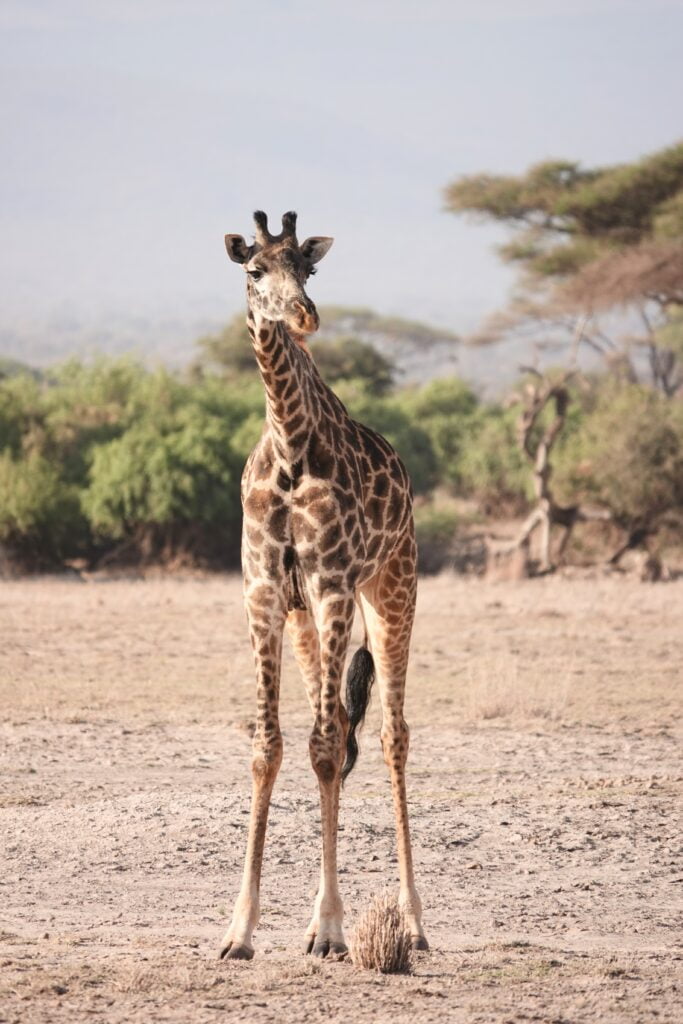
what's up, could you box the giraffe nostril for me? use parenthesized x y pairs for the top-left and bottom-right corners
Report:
(289, 300), (318, 334)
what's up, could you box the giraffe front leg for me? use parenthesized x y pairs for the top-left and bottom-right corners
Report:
(304, 593), (354, 957)
(219, 586), (285, 961)
(303, 776), (347, 957)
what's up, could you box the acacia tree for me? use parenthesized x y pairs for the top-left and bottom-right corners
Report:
(444, 142), (683, 393)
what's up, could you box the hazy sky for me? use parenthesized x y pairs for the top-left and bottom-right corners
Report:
(1, 0), (682, 338)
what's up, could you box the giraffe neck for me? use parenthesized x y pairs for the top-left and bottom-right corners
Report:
(247, 306), (320, 463)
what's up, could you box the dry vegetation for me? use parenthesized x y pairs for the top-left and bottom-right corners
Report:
(350, 893), (413, 974)
(1, 573), (681, 1023)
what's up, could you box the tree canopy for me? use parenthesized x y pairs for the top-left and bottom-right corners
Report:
(308, 336), (395, 394)
(444, 142), (683, 393)
(445, 143), (683, 289)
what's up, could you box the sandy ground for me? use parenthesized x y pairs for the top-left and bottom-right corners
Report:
(1, 573), (681, 1023)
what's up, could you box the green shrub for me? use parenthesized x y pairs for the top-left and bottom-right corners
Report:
(6, 337), (680, 573)
(0, 373), (45, 457)
(309, 336), (396, 395)
(397, 378), (479, 488)
(404, 377), (478, 420)
(458, 406), (531, 514)
(414, 505), (459, 573)
(0, 451), (83, 565)
(83, 404), (242, 561)
(554, 382), (683, 529)
(337, 387), (439, 494)
(41, 357), (146, 487)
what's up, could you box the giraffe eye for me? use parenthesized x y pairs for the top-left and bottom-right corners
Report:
(247, 269), (263, 281)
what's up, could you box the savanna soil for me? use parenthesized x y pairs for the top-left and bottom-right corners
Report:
(1, 575), (681, 1023)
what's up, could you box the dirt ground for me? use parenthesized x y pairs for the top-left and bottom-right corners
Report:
(1, 573), (681, 1023)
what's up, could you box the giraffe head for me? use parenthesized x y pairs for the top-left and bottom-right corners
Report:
(225, 211), (333, 335)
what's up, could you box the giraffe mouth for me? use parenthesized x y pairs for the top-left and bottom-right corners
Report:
(289, 301), (319, 336)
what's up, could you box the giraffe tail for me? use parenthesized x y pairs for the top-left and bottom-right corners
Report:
(341, 642), (375, 783)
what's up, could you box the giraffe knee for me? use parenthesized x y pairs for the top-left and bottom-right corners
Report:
(381, 719), (409, 768)
(309, 719), (344, 781)
(251, 731), (283, 785)
(313, 758), (337, 784)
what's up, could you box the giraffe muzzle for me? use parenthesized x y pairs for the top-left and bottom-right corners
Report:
(290, 301), (319, 335)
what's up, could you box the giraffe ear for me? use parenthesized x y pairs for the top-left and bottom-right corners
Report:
(300, 236), (334, 265)
(224, 234), (251, 264)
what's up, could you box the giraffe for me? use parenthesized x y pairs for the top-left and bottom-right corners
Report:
(219, 210), (428, 961)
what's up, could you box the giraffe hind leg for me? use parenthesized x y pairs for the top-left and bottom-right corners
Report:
(358, 527), (428, 950)
(292, 594), (355, 957)
(286, 604), (348, 956)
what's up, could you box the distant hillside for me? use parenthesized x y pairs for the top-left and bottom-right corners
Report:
(0, 302), (532, 394)
(0, 303), (460, 376)
(0, 307), (225, 370)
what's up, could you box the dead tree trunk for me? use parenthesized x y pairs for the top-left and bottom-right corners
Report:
(496, 371), (610, 574)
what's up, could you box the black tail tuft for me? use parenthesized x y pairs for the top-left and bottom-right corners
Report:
(341, 646), (375, 783)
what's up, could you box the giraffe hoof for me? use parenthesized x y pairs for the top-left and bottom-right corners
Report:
(219, 941), (254, 961)
(305, 938), (348, 958)
(411, 935), (430, 952)
(327, 941), (349, 958)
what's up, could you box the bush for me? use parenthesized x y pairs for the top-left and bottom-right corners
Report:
(554, 382), (683, 530)
(83, 404), (243, 563)
(0, 451), (83, 566)
(0, 373), (45, 457)
(309, 336), (396, 394)
(337, 386), (439, 494)
(404, 377), (478, 420)
(4, 338), (680, 574)
(396, 378), (478, 488)
(458, 406), (531, 514)
(41, 357), (147, 487)
(414, 505), (459, 573)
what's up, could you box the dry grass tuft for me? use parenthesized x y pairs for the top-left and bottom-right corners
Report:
(465, 656), (570, 723)
(350, 892), (413, 975)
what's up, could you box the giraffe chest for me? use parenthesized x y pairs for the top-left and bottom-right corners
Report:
(241, 426), (411, 592)
(242, 445), (366, 586)
(245, 474), (364, 555)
